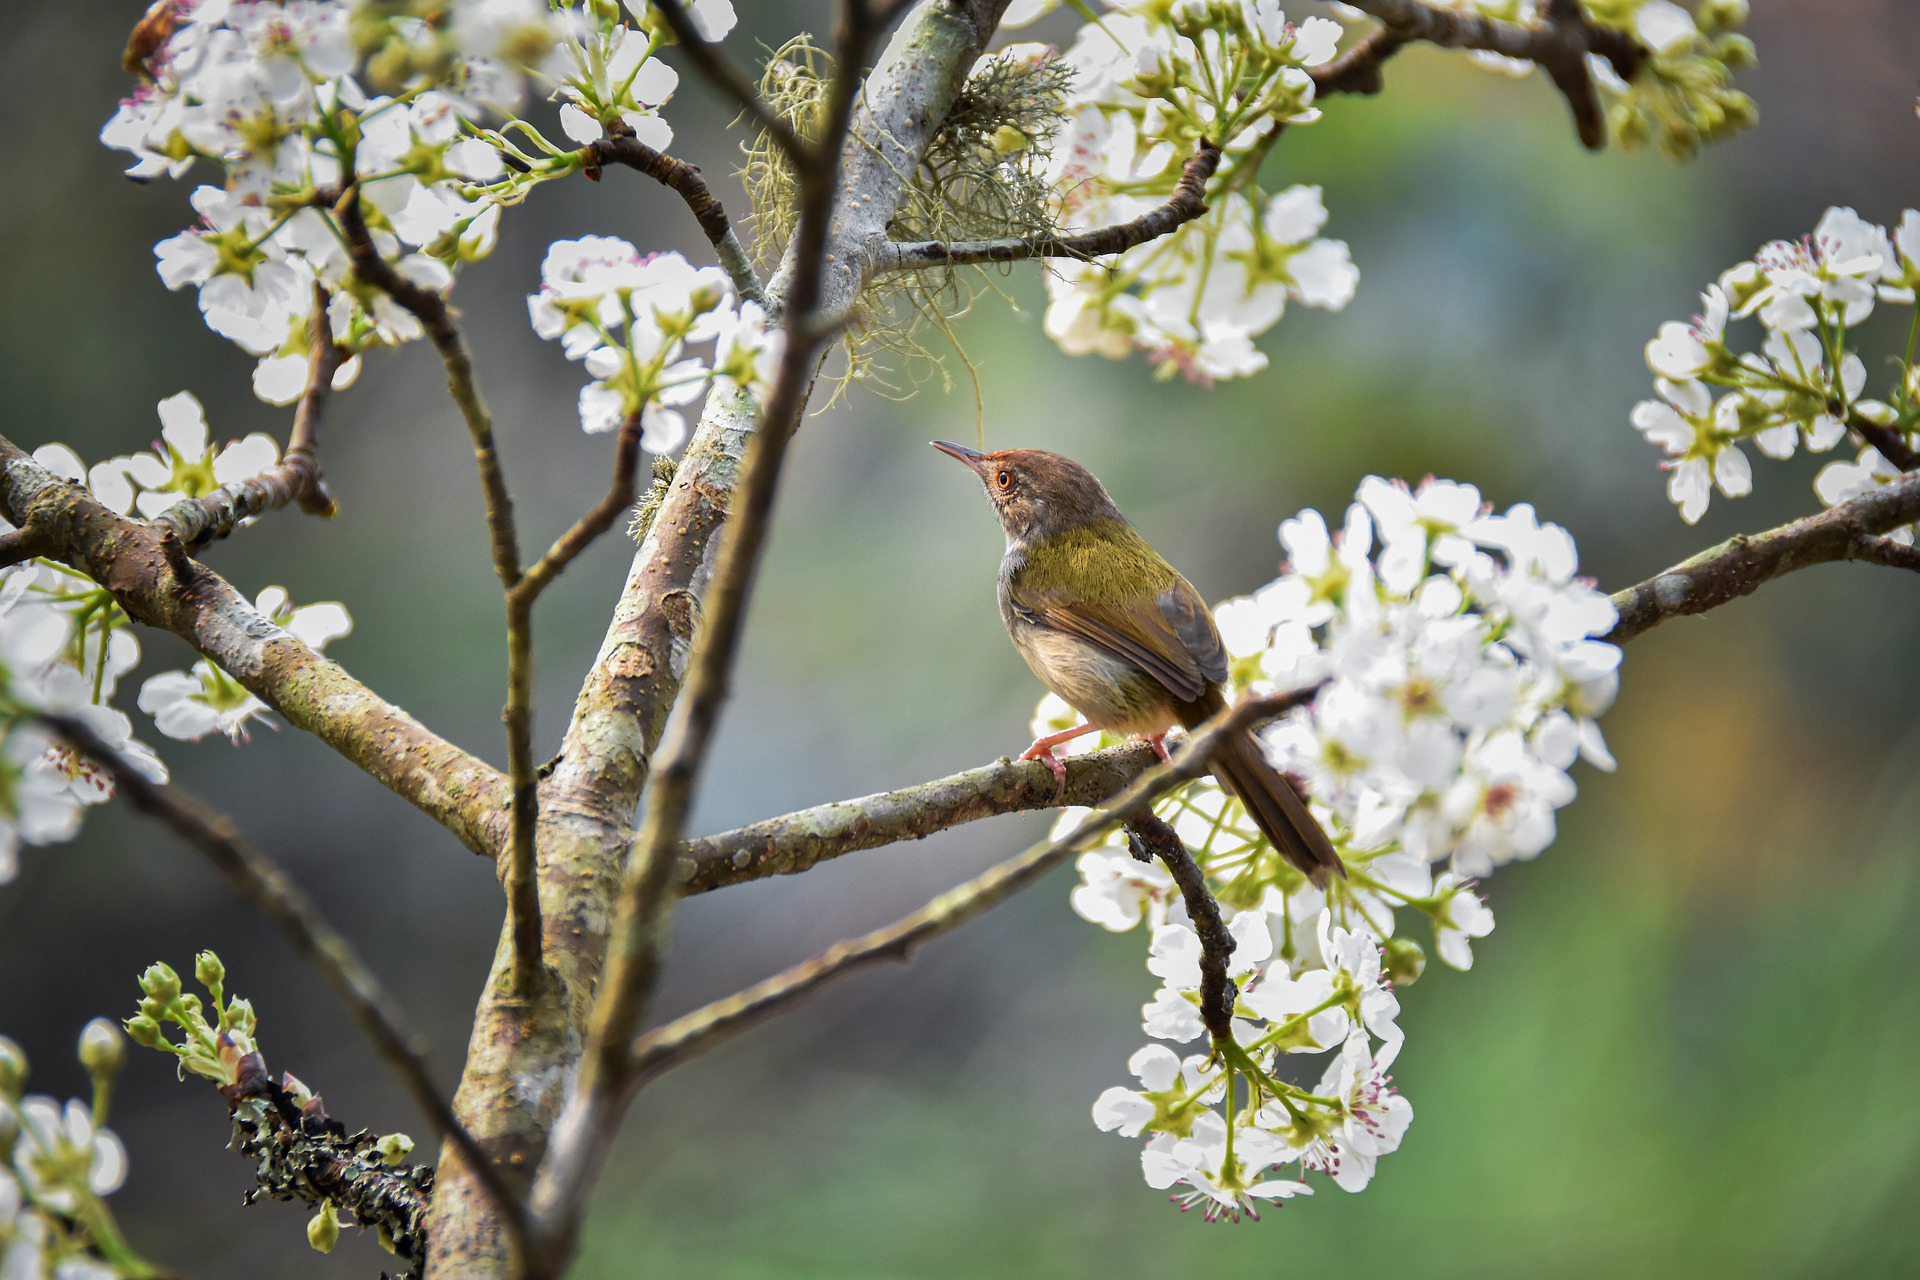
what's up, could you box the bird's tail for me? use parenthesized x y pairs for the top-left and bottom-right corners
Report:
(1186, 694), (1345, 885)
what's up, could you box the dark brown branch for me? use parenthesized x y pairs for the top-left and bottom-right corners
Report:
(649, 0), (806, 161)
(1309, 26), (1406, 97)
(583, 132), (768, 308)
(1605, 468), (1920, 644)
(627, 686), (1318, 1084)
(1333, 0), (1643, 149)
(150, 286), (343, 550)
(680, 740), (1163, 893)
(39, 713), (528, 1249)
(1853, 416), (1920, 472)
(0, 436), (509, 854)
(0, 525), (52, 568)
(1124, 811), (1236, 1039)
(338, 186), (546, 992)
(875, 142), (1221, 272)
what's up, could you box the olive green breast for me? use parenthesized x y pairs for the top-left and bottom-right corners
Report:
(1006, 517), (1180, 604)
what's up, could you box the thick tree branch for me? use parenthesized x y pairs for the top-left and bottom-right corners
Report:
(1605, 468), (1920, 644)
(874, 142), (1222, 272)
(1331, 0), (1643, 148)
(680, 740), (1163, 893)
(149, 287), (343, 550)
(582, 132), (769, 309)
(627, 688), (1315, 1084)
(0, 437), (509, 854)
(39, 713), (527, 1247)
(338, 187), (547, 991)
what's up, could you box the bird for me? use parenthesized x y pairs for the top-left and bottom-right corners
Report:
(931, 441), (1344, 884)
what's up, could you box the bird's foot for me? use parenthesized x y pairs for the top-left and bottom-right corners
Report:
(1019, 739), (1071, 803)
(1130, 731), (1173, 764)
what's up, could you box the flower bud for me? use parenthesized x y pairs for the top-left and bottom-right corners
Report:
(375, 1132), (416, 1166)
(688, 280), (725, 315)
(195, 950), (226, 993)
(1381, 936), (1426, 986)
(123, 1016), (165, 1051)
(0, 1037), (25, 1094)
(223, 998), (257, 1039)
(139, 962), (181, 1003)
(79, 1018), (127, 1077)
(1695, 0), (1747, 35)
(308, 1202), (341, 1254)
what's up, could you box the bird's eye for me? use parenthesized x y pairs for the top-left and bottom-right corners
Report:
(996, 470), (1013, 490)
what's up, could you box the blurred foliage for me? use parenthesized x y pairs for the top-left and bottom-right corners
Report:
(2, 1), (1918, 1275)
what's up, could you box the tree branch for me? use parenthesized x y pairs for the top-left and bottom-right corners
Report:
(1605, 468), (1920, 644)
(1852, 415), (1920, 472)
(583, 132), (769, 309)
(874, 142), (1222, 272)
(337, 187), (546, 992)
(0, 525), (52, 569)
(149, 286), (343, 550)
(38, 713), (528, 1249)
(627, 687), (1316, 1085)
(649, 0), (806, 161)
(1331, 0), (1643, 148)
(680, 740), (1163, 893)
(0, 436), (509, 855)
(1123, 811), (1236, 1038)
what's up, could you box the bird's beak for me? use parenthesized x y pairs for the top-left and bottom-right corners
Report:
(930, 440), (987, 472)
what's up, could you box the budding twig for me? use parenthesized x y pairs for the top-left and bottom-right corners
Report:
(37, 712), (530, 1250)
(874, 142), (1223, 272)
(1124, 811), (1238, 1038)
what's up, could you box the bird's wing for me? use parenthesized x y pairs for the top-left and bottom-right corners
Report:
(1012, 578), (1223, 704)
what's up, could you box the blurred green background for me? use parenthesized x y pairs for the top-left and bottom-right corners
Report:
(5, 1), (1920, 1275)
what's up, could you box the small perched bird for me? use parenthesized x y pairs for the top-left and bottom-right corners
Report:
(932, 441), (1344, 883)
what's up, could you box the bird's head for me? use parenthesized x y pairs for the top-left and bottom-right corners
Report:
(930, 442), (1124, 545)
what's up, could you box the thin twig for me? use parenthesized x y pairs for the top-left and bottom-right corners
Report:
(1124, 811), (1236, 1038)
(873, 142), (1222, 272)
(37, 712), (530, 1252)
(1853, 415), (1920, 472)
(650, 0), (806, 161)
(628, 687), (1320, 1083)
(1333, 0), (1643, 148)
(583, 132), (769, 308)
(1605, 468), (1920, 643)
(338, 185), (545, 991)
(151, 287), (345, 550)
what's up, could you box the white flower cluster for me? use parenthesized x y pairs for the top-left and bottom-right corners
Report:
(1036, 1), (1357, 383)
(1633, 207), (1920, 528)
(1061, 476), (1618, 1216)
(1441, 0), (1756, 159)
(528, 238), (780, 445)
(0, 402), (353, 880)
(0, 1027), (135, 1280)
(100, 0), (731, 407)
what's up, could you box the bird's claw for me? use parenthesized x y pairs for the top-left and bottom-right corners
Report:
(1020, 740), (1070, 803)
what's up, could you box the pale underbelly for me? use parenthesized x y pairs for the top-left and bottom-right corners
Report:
(1008, 621), (1177, 735)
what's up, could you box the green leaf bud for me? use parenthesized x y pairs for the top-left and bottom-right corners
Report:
(375, 1132), (416, 1166)
(0, 1036), (25, 1094)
